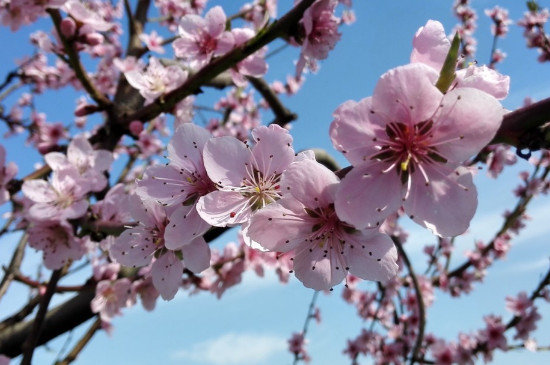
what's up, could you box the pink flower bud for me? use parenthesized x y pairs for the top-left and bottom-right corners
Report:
(129, 120), (144, 136)
(60, 17), (76, 38)
(85, 32), (104, 46)
(74, 103), (99, 117)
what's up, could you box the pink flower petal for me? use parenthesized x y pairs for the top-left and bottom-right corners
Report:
(432, 87), (504, 163)
(410, 20), (450, 71)
(345, 231), (398, 283)
(293, 244), (347, 290)
(404, 165), (477, 237)
(181, 236), (211, 273)
(152, 252), (184, 300)
(335, 163), (403, 229)
(281, 159), (338, 209)
(251, 124), (294, 178)
(164, 205), (210, 250)
(205, 6), (226, 38)
(372, 63), (441, 126)
(203, 136), (249, 187)
(197, 190), (250, 226)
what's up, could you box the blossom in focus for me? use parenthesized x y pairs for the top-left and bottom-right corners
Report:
(136, 124), (215, 248)
(172, 6), (234, 69)
(330, 63), (504, 237)
(229, 28), (268, 87)
(197, 124), (295, 227)
(247, 159), (398, 290)
(110, 195), (210, 300)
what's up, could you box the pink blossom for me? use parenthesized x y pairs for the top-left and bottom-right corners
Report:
(0, 145), (18, 206)
(22, 167), (90, 222)
(110, 195), (210, 300)
(125, 57), (187, 104)
(64, 0), (114, 32)
(45, 135), (113, 192)
(288, 332), (310, 363)
(296, 0), (341, 78)
(27, 220), (86, 270)
(430, 339), (457, 365)
(197, 124), (296, 227)
(136, 124), (215, 248)
(247, 159), (398, 290)
(477, 315), (507, 353)
(139, 30), (165, 54)
(506, 291), (532, 316)
(486, 144), (516, 178)
(330, 63), (503, 237)
(91, 183), (132, 225)
(91, 278), (133, 322)
(172, 6), (234, 69)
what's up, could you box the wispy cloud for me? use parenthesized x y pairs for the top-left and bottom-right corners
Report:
(171, 332), (287, 365)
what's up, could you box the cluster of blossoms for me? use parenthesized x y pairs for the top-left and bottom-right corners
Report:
(453, 0), (478, 61)
(2, 1), (550, 364)
(518, 3), (550, 62)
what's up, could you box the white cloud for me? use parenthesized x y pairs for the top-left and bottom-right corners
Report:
(171, 332), (287, 365)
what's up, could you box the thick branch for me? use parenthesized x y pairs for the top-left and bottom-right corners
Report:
(0, 289), (95, 358)
(493, 96), (550, 149)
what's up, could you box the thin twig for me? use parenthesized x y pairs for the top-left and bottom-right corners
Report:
(393, 237), (426, 365)
(0, 233), (27, 302)
(292, 290), (319, 365)
(55, 317), (101, 365)
(21, 268), (63, 365)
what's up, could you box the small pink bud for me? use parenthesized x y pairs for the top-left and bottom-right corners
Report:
(60, 17), (77, 38)
(129, 120), (144, 136)
(85, 32), (104, 46)
(74, 103), (99, 117)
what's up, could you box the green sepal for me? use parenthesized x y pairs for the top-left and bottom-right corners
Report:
(435, 33), (461, 94)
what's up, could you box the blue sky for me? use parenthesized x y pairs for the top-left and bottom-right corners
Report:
(1, 1), (550, 364)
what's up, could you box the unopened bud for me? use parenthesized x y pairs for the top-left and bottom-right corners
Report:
(60, 17), (77, 38)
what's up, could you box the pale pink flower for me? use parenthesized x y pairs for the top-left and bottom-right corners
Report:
(505, 291), (532, 316)
(330, 63), (503, 237)
(247, 159), (398, 290)
(430, 340), (457, 365)
(45, 135), (113, 192)
(125, 57), (187, 104)
(288, 332), (310, 363)
(0, 145), (18, 206)
(22, 167), (90, 222)
(91, 183), (132, 225)
(477, 315), (507, 352)
(27, 220), (86, 270)
(136, 123), (215, 247)
(486, 144), (516, 178)
(172, 6), (234, 69)
(485, 6), (512, 37)
(91, 278), (133, 322)
(132, 271), (159, 311)
(296, 0), (341, 78)
(139, 30), (165, 53)
(64, 0), (114, 32)
(197, 124), (296, 227)
(110, 195), (210, 300)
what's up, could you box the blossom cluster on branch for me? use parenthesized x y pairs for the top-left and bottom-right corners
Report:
(0, 1), (549, 364)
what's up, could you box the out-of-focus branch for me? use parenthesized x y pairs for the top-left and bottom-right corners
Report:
(393, 237), (426, 365)
(0, 234), (26, 301)
(0, 288), (96, 358)
(247, 76), (297, 126)
(55, 317), (101, 365)
(21, 268), (63, 365)
(493, 96), (550, 150)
